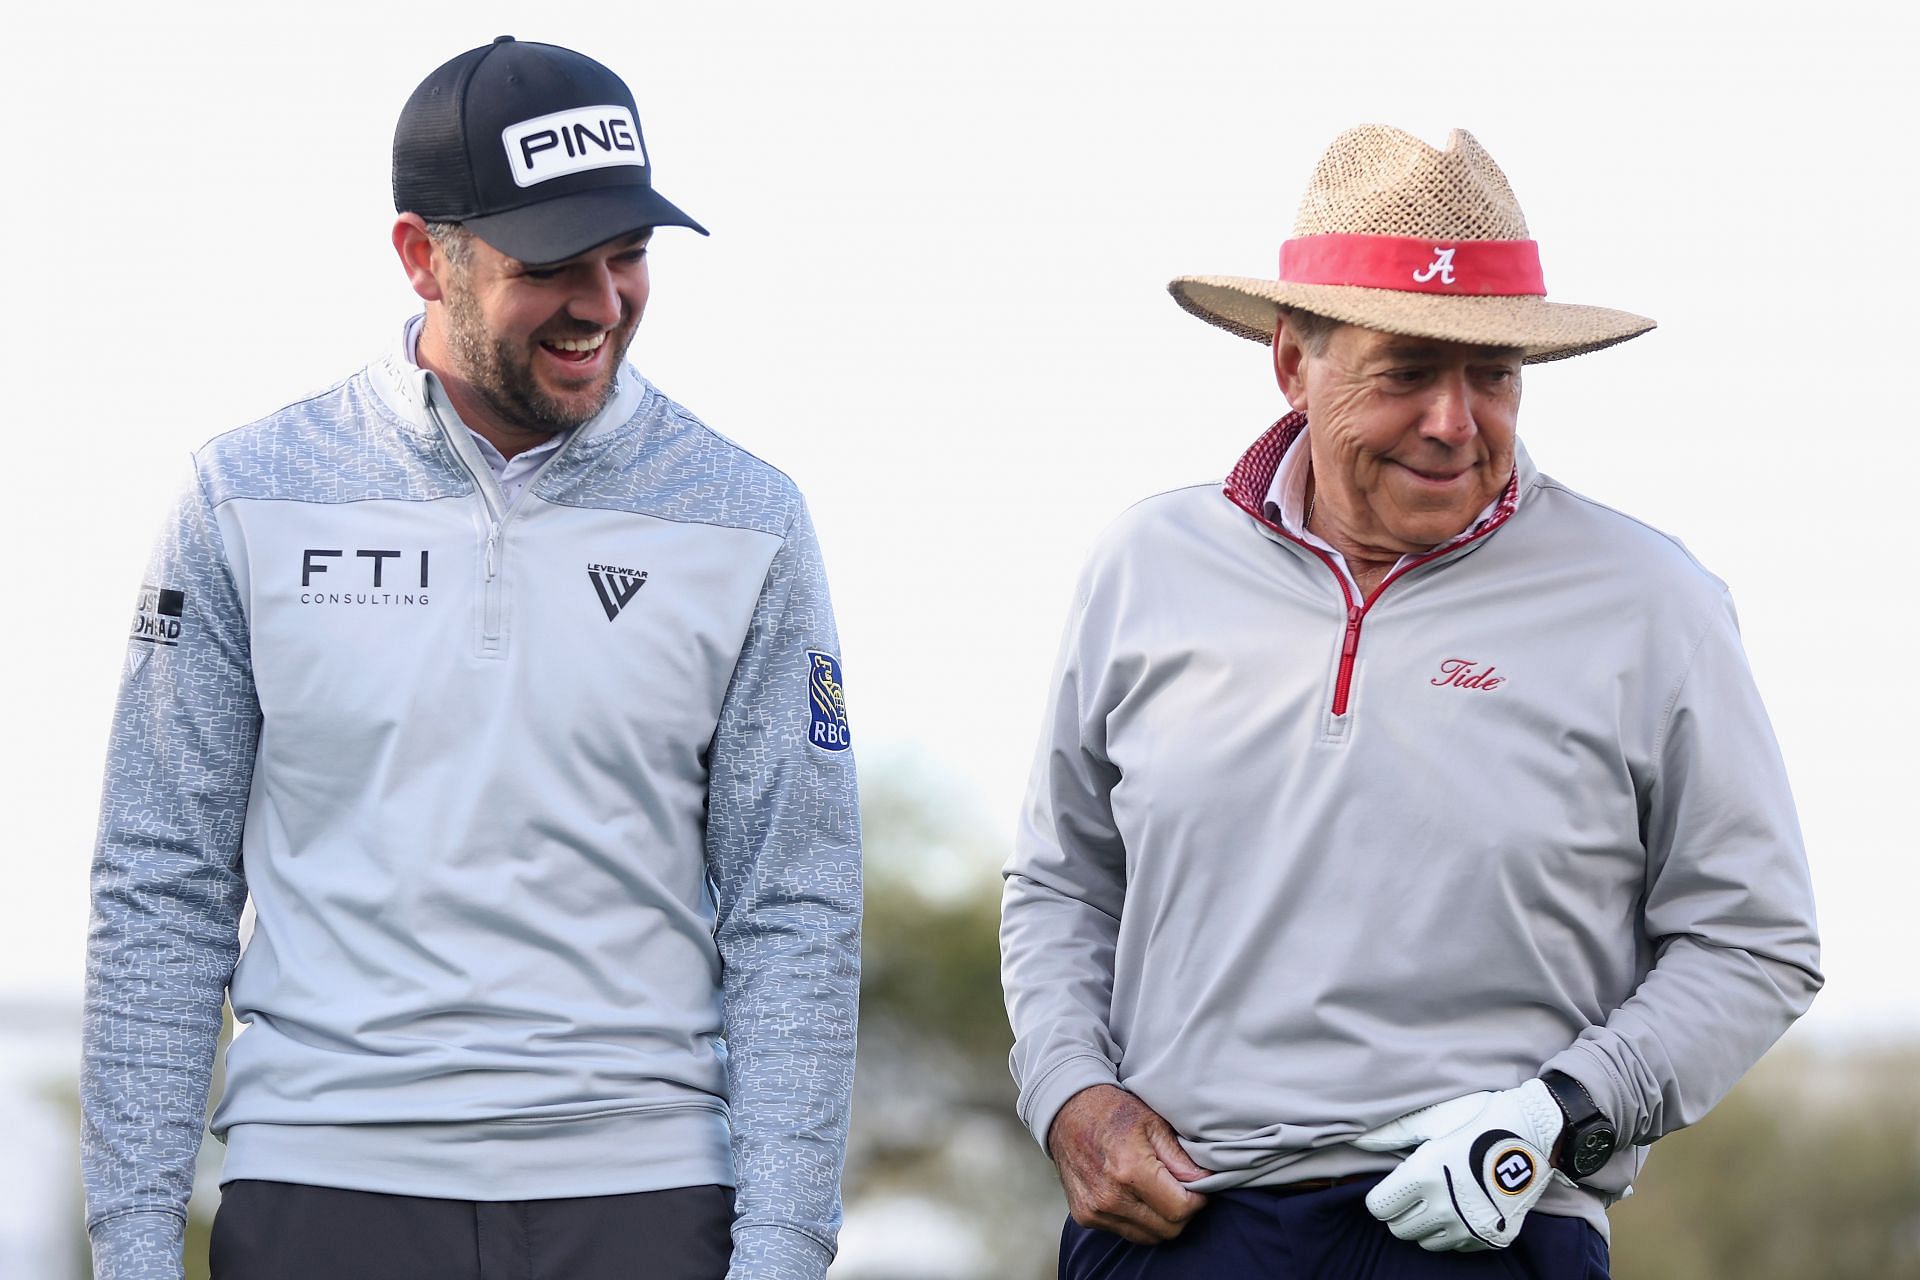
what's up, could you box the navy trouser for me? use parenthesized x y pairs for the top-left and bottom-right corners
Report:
(1061, 1179), (1610, 1279)
(210, 1179), (734, 1280)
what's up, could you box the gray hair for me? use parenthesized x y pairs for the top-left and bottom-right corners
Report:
(426, 221), (474, 272)
(1277, 306), (1341, 356)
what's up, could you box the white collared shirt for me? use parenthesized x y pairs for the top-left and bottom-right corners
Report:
(403, 314), (573, 509)
(1261, 429), (1508, 599)
(463, 426), (568, 509)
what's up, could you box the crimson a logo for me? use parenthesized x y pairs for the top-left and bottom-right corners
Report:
(1412, 245), (1459, 286)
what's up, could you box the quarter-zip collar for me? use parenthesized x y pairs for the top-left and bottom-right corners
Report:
(367, 313), (646, 447)
(1224, 410), (1536, 579)
(368, 315), (652, 661)
(1223, 411), (1539, 725)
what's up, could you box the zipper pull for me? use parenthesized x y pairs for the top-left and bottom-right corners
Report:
(485, 524), (500, 581)
(1341, 605), (1363, 657)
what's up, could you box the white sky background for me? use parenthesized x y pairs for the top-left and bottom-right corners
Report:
(1, 1), (1913, 1044)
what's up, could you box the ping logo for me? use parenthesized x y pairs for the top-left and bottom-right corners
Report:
(1412, 245), (1458, 286)
(1492, 1148), (1535, 1195)
(807, 650), (851, 752)
(587, 563), (648, 621)
(132, 583), (185, 647)
(502, 105), (647, 188)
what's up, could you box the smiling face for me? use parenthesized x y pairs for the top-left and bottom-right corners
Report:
(403, 221), (652, 449)
(1274, 318), (1522, 560)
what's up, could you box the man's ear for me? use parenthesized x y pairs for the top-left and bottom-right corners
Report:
(392, 214), (447, 303)
(1272, 317), (1311, 411)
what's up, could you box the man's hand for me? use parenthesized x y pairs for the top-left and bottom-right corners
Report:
(1351, 1079), (1570, 1252)
(1046, 1084), (1209, 1243)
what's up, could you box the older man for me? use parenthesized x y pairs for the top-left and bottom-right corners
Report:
(82, 37), (859, 1280)
(1000, 126), (1820, 1279)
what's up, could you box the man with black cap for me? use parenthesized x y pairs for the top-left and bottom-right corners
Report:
(81, 37), (860, 1280)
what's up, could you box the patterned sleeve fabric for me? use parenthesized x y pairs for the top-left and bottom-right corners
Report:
(704, 499), (862, 1280)
(82, 469), (260, 1280)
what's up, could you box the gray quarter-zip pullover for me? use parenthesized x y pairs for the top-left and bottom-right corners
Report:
(84, 325), (861, 1280)
(1001, 413), (1821, 1237)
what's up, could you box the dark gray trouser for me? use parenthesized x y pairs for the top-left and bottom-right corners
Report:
(210, 1179), (734, 1280)
(1062, 1180), (1610, 1280)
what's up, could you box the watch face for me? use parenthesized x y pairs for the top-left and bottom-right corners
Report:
(1571, 1127), (1617, 1177)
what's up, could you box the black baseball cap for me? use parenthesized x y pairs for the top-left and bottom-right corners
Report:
(393, 36), (707, 266)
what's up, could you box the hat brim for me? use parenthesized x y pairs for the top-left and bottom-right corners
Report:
(464, 185), (709, 266)
(1168, 275), (1654, 364)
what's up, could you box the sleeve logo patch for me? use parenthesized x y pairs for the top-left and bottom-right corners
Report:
(807, 651), (851, 753)
(132, 584), (185, 647)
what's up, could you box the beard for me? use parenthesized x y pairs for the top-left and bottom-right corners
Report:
(439, 275), (634, 435)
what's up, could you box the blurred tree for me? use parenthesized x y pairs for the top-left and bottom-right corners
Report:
(1610, 1043), (1920, 1279)
(842, 760), (1065, 1278)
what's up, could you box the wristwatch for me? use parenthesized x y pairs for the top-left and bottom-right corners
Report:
(1540, 1069), (1618, 1180)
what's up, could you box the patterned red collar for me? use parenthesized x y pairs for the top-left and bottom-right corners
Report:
(1222, 411), (1520, 550)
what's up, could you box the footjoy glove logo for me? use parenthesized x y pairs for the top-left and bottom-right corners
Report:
(132, 584), (185, 646)
(587, 563), (648, 620)
(1492, 1148), (1536, 1195)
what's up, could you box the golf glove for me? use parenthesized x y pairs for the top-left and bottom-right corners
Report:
(1351, 1078), (1569, 1252)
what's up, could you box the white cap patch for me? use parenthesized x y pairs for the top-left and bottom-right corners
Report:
(501, 105), (647, 188)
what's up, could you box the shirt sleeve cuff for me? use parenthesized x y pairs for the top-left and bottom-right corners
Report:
(728, 1222), (834, 1280)
(89, 1208), (186, 1280)
(1018, 1053), (1124, 1154)
(1540, 1042), (1631, 1137)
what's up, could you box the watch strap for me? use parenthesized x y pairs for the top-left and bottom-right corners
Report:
(1540, 1069), (1616, 1179)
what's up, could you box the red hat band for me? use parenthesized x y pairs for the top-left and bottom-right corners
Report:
(1279, 234), (1547, 297)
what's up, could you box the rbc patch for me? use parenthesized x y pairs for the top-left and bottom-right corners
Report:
(806, 650), (851, 753)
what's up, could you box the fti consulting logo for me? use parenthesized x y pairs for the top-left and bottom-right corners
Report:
(132, 584), (185, 646)
(807, 651), (851, 753)
(300, 549), (432, 607)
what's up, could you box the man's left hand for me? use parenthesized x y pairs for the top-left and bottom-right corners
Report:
(1351, 1079), (1569, 1252)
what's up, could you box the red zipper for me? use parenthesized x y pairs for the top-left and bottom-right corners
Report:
(1218, 414), (1521, 719)
(1335, 603), (1363, 715)
(1254, 514), (1504, 718)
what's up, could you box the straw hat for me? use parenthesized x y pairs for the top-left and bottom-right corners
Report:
(1168, 126), (1654, 363)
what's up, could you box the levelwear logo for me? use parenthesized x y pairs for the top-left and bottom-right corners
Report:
(587, 563), (648, 620)
(502, 106), (647, 188)
(132, 584), (185, 646)
(300, 549), (432, 606)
